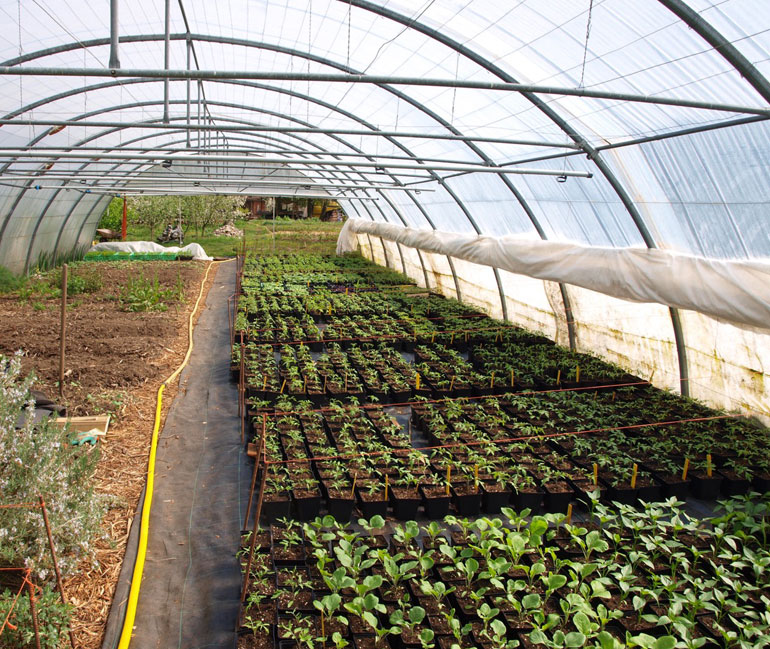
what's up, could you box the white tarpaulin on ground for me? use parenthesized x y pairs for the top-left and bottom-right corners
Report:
(338, 218), (770, 332)
(89, 241), (212, 261)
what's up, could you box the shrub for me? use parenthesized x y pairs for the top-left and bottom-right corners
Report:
(0, 352), (104, 580)
(0, 584), (72, 649)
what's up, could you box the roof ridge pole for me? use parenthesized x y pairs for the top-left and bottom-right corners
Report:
(163, 0), (171, 124)
(186, 36), (191, 147)
(108, 0), (120, 69)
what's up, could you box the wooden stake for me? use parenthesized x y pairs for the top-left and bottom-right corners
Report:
(592, 463), (598, 486)
(510, 369), (515, 388)
(707, 454), (713, 478)
(556, 369), (561, 385)
(450, 332), (455, 344)
(58, 264), (68, 399)
(384, 474), (389, 501)
(649, 369), (655, 384)
(449, 376), (455, 391)
(279, 378), (286, 394)
(575, 365), (580, 383)
(446, 466), (451, 496)
(351, 473), (358, 498)
(566, 503), (573, 525)
(431, 331), (435, 343)
(490, 372), (495, 389)
(682, 458), (690, 481)
(630, 463), (638, 489)
(262, 374), (267, 390)
(474, 465), (479, 493)
(344, 373), (348, 392)
(415, 373), (421, 391)
(39, 497), (76, 649)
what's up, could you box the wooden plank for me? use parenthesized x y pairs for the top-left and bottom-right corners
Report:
(52, 415), (111, 435)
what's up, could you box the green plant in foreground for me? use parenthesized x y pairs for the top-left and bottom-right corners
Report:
(0, 352), (104, 579)
(0, 584), (72, 649)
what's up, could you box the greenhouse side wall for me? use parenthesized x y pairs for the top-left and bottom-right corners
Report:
(355, 234), (770, 424)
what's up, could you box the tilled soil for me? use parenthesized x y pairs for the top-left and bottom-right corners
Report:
(0, 259), (218, 649)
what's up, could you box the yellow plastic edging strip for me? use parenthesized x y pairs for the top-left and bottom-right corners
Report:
(117, 259), (225, 649)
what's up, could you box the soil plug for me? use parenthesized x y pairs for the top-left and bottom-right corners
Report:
(58, 263), (68, 399)
(630, 463), (638, 489)
(592, 463), (598, 486)
(682, 458), (690, 481)
(707, 454), (713, 477)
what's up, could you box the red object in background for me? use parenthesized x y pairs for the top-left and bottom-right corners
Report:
(121, 196), (127, 240)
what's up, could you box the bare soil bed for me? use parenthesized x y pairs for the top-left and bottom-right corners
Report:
(0, 260), (216, 649)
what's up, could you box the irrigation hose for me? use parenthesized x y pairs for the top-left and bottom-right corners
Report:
(117, 259), (227, 649)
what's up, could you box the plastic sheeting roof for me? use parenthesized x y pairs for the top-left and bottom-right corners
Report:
(1, 0), (769, 273)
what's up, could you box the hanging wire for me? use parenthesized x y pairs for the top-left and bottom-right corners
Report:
(450, 52), (459, 125)
(18, 0), (24, 138)
(579, 0), (594, 88)
(305, 0), (313, 124)
(347, 2), (351, 68)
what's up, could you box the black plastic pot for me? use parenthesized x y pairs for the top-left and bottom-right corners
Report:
(294, 492), (323, 522)
(420, 486), (451, 519)
(542, 482), (574, 513)
(261, 495), (292, 524)
(390, 492), (421, 520)
(718, 470), (751, 496)
(356, 489), (388, 518)
(512, 488), (543, 513)
(636, 482), (663, 503)
(690, 473), (723, 500)
(327, 496), (355, 522)
(606, 485), (638, 505)
(451, 486), (482, 516)
(482, 485), (511, 514)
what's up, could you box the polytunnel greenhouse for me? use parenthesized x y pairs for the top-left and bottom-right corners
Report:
(1, 1), (770, 649)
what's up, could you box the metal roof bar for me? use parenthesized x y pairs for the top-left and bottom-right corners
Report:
(0, 151), (592, 177)
(0, 67), (766, 116)
(0, 119), (578, 148)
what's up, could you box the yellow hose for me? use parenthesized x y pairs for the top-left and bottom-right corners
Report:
(117, 259), (225, 649)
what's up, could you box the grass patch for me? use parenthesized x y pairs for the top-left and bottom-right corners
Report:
(0, 266), (27, 294)
(123, 217), (343, 257)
